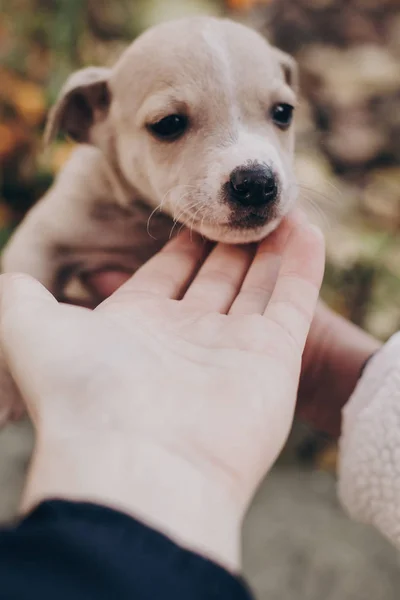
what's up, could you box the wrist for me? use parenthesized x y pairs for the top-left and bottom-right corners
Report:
(23, 430), (242, 572)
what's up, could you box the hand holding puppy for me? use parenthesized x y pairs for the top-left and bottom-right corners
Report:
(0, 215), (324, 571)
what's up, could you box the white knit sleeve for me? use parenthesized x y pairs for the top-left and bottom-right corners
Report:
(338, 332), (400, 547)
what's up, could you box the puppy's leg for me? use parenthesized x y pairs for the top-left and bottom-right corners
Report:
(2, 147), (118, 293)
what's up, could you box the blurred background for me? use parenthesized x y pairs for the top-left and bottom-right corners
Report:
(1, 0), (400, 598)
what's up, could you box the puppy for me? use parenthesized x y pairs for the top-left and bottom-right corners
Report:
(0, 16), (298, 424)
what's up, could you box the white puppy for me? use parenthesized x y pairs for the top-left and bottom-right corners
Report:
(0, 16), (298, 424)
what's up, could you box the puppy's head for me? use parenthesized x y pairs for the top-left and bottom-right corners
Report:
(46, 17), (298, 243)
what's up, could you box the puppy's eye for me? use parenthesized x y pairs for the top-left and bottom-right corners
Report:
(148, 114), (188, 141)
(271, 103), (294, 130)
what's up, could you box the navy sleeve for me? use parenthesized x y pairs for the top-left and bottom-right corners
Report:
(0, 500), (253, 600)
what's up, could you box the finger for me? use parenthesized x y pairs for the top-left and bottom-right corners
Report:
(0, 273), (57, 316)
(229, 219), (292, 315)
(264, 222), (325, 354)
(182, 242), (256, 313)
(99, 229), (210, 306)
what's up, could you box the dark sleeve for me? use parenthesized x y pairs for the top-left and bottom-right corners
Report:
(0, 500), (253, 600)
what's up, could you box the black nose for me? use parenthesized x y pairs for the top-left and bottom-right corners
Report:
(228, 166), (278, 207)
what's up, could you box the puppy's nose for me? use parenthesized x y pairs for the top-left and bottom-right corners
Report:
(228, 166), (278, 207)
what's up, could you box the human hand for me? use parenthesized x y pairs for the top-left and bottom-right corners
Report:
(87, 282), (379, 440)
(298, 302), (381, 437)
(0, 215), (324, 571)
(86, 267), (380, 440)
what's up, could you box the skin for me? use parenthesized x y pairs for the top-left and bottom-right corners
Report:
(0, 214), (324, 572)
(88, 272), (381, 440)
(299, 302), (380, 437)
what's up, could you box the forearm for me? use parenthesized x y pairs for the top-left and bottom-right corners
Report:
(299, 301), (381, 437)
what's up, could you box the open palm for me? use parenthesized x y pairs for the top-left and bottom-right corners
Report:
(0, 215), (324, 515)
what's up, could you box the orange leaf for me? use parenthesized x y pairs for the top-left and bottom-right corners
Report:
(0, 122), (28, 160)
(316, 443), (338, 474)
(11, 81), (46, 127)
(0, 68), (46, 127)
(0, 203), (13, 228)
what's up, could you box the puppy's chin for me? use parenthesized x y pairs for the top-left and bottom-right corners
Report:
(195, 218), (281, 244)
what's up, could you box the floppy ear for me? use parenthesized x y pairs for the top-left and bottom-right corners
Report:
(273, 49), (299, 93)
(44, 67), (112, 146)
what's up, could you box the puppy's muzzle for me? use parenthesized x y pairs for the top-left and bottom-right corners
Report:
(228, 165), (278, 208)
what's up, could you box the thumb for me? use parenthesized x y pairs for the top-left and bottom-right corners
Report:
(0, 274), (59, 398)
(0, 273), (57, 308)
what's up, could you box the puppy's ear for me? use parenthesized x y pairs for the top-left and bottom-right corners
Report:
(273, 49), (299, 93)
(44, 67), (112, 146)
